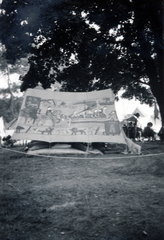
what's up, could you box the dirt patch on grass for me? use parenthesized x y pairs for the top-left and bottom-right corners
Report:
(0, 141), (164, 240)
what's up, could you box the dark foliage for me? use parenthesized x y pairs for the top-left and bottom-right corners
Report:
(0, 0), (163, 123)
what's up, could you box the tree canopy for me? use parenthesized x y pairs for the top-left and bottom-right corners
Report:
(0, 0), (163, 123)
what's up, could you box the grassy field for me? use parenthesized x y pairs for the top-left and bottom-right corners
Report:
(0, 141), (164, 240)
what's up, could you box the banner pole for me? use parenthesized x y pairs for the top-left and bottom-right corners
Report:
(86, 142), (90, 152)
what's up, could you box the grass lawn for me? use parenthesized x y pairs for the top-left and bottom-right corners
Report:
(0, 141), (164, 240)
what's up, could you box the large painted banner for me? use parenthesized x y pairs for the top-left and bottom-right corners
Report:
(12, 88), (126, 144)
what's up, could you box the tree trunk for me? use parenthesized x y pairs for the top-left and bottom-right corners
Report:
(7, 65), (14, 119)
(153, 61), (164, 126)
(158, 80), (164, 127)
(151, 83), (164, 127)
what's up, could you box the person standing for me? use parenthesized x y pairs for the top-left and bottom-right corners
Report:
(124, 113), (142, 140)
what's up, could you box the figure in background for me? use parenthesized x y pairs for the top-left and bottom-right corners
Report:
(124, 113), (142, 141)
(143, 122), (156, 141)
(127, 121), (135, 139)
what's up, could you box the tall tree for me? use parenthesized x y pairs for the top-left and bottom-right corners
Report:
(0, 0), (163, 124)
(0, 43), (27, 120)
(0, 83), (23, 123)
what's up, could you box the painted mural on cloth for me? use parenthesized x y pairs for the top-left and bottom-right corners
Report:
(12, 88), (126, 143)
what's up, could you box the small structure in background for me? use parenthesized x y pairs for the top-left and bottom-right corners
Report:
(0, 117), (6, 146)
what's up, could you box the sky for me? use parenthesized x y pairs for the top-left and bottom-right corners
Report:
(0, 72), (21, 88)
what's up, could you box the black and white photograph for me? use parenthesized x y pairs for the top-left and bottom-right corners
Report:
(0, 0), (164, 239)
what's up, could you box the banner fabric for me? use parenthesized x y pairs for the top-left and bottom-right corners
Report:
(12, 88), (126, 144)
